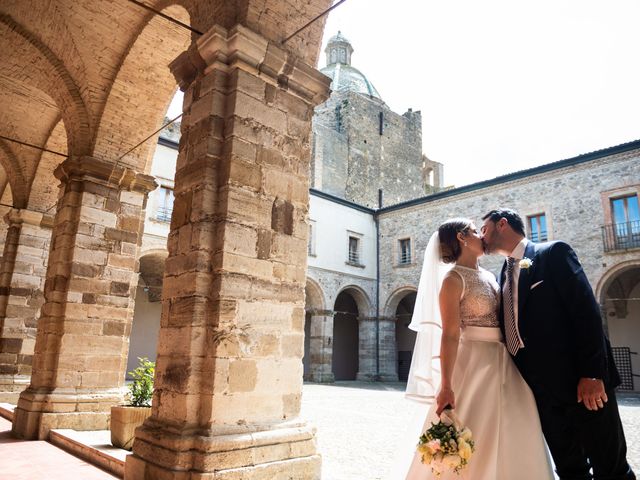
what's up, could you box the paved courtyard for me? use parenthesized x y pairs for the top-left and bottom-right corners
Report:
(301, 382), (640, 480)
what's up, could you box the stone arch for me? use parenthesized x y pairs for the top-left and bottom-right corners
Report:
(26, 118), (67, 212)
(92, 2), (193, 173)
(305, 276), (326, 311)
(127, 250), (169, 377)
(597, 261), (640, 391)
(0, 13), (92, 156)
(383, 285), (418, 319)
(596, 261), (640, 304)
(332, 288), (362, 381)
(335, 284), (373, 318)
(0, 140), (27, 208)
(138, 250), (169, 302)
(381, 286), (418, 381)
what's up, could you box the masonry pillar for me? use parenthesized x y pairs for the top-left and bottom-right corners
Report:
(378, 316), (400, 382)
(0, 209), (53, 403)
(307, 309), (335, 383)
(125, 25), (331, 480)
(356, 316), (377, 381)
(11, 156), (155, 439)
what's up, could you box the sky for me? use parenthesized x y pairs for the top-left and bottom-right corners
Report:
(169, 0), (640, 187)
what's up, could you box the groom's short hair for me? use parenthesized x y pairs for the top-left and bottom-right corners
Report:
(482, 208), (526, 236)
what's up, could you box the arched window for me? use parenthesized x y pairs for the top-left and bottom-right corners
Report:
(331, 49), (337, 64)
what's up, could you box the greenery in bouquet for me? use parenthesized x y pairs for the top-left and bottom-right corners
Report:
(417, 409), (475, 476)
(127, 357), (155, 407)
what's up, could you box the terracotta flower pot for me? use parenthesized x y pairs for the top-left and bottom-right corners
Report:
(110, 405), (152, 450)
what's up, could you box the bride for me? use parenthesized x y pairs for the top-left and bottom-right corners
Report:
(399, 218), (554, 479)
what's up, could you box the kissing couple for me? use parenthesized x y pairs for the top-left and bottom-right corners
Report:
(401, 208), (635, 480)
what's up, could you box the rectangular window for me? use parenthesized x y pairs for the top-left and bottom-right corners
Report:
(399, 238), (411, 265)
(156, 186), (174, 222)
(348, 236), (360, 264)
(611, 194), (640, 245)
(611, 194), (640, 224)
(527, 213), (548, 242)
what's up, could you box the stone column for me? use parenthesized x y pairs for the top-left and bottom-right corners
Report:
(11, 156), (155, 439)
(125, 25), (331, 480)
(307, 309), (334, 383)
(0, 209), (53, 403)
(378, 316), (399, 382)
(356, 316), (377, 381)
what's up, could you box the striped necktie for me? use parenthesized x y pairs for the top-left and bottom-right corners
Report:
(504, 257), (523, 355)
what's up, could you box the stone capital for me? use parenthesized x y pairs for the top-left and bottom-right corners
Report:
(54, 156), (157, 194)
(171, 24), (331, 106)
(4, 208), (54, 229)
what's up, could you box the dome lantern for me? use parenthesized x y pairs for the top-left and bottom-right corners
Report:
(325, 31), (354, 66)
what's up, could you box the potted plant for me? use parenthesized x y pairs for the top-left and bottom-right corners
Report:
(111, 357), (155, 450)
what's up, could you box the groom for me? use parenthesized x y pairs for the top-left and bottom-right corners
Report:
(481, 208), (635, 480)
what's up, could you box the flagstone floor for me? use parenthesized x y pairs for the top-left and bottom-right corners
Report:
(1, 383), (638, 480)
(301, 382), (640, 480)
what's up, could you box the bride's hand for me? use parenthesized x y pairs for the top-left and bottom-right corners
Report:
(436, 387), (455, 416)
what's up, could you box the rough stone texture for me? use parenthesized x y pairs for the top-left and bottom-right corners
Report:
(0, 0), (332, 194)
(0, 209), (52, 403)
(377, 148), (640, 377)
(12, 156), (155, 440)
(312, 90), (425, 208)
(126, 24), (331, 480)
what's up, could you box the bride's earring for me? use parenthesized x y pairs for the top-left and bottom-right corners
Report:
(464, 241), (468, 246)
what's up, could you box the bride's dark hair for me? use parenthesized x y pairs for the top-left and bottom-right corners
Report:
(438, 218), (473, 264)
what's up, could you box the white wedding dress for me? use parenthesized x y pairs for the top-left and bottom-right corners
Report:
(400, 265), (554, 480)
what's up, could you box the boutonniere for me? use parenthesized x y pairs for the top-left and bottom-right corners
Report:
(519, 258), (533, 270)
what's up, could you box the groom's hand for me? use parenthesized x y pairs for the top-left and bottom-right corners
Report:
(577, 378), (608, 411)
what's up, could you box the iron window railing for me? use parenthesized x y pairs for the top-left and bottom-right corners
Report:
(156, 206), (173, 222)
(530, 230), (548, 242)
(399, 239), (412, 265)
(602, 220), (640, 252)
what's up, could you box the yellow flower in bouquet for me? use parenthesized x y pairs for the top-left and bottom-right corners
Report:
(417, 409), (475, 476)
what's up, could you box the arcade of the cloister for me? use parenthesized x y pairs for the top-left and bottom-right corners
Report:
(0, 1), (338, 478)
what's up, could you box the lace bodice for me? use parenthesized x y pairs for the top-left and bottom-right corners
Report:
(450, 265), (500, 328)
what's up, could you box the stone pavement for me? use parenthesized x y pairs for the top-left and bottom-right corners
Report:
(301, 382), (640, 480)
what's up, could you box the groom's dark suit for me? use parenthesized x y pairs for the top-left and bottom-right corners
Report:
(499, 240), (634, 480)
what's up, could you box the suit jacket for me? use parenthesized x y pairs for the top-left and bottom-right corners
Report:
(499, 240), (621, 404)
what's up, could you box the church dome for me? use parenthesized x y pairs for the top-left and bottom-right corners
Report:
(321, 31), (383, 102)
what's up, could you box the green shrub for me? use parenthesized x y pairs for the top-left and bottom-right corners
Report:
(127, 357), (155, 407)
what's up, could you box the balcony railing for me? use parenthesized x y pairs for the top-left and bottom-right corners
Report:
(530, 231), (548, 242)
(156, 206), (173, 223)
(602, 220), (640, 252)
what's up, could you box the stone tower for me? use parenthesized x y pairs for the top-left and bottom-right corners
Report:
(311, 32), (433, 208)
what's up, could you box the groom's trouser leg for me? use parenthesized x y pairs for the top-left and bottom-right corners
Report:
(574, 391), (635, 480)
(535, 397), (592, 480)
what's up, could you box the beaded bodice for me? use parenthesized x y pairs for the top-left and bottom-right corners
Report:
(450, 266), (500, 328)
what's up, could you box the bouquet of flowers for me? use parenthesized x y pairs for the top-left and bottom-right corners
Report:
(417, 408), (475, 476)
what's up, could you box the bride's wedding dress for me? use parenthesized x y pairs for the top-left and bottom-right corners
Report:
(402, 265), (554, 480)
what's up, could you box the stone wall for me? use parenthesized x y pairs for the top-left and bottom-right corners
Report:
(311, 90), (425, 208)
(378, 147), (640, 315)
